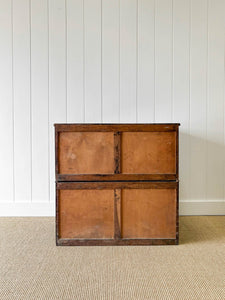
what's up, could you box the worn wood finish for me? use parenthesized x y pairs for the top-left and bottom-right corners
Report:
(55, 123), (179, 181)
(55, 123), (180, 246)
(58, 189), (114, 239)
(56, 181), (178, 245)
(54, 123), (180, 132)
(58, 131), (114, 174)
(55, 128), (59, 178)
(176, 126), (179, 180)
(121, 189), (176, 239)
(114, 132), (121, 174)
(176, 182), (179, 243)
(57, 181), (178, 190)
(121, 131), (176, 174)
(56, 173), (177, 182)
(114, 189), (121, 239)
(57, 238), (178, 246)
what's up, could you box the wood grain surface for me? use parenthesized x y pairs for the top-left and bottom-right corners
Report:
(121, 132), (176, 174)
(58, 132), (114, 174)
(59, 189), (114, 239)
(121, 189), (176, 239)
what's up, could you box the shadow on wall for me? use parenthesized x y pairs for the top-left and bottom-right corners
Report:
(179, 132), (225, 201)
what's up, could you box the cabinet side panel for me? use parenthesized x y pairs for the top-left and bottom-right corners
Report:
(121, 188), (177, 239)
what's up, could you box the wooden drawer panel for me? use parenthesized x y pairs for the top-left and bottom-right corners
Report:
(59, 189), (114, 239)
(58, 132), (114, 174)
(55, 124), (179, 181)
(121, 189), (176, 239)
(56, 181), (178, 246)
(121, 132), (176, 174)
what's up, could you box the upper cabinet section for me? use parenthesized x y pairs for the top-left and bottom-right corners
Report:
(55, 124), (180, 181)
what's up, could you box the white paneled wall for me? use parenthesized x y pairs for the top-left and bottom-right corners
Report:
(0, 0), (224, 216)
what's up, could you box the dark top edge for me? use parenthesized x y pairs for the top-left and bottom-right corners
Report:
(56, 180), (179, 183)
(54, 123), (180, 126)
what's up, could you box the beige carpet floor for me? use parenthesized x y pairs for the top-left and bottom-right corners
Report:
(0, 216), (224, 300)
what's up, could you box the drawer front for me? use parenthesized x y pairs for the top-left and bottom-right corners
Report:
(58, 189), (114, 239)
(121, 188), (176, 239)
(121, 132), (176, 174)
(58, 131), (115, 174)
(55, 124), (179, 181)
(56, 181), (179, 246)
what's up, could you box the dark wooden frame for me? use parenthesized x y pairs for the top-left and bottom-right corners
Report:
(55, 123), (180, 246)
(56, 181), (179, 246)
(55, 123), (180, 182)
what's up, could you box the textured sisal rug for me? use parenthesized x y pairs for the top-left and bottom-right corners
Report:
(0, 216), (224, 299)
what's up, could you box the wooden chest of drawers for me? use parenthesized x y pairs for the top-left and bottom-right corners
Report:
(55, 123), (180, 246)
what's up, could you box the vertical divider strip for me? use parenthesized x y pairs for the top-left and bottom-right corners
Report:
(176, 126), (179, 179)
(114, 131), (121, 174)
(176, 182), (179, 244)
(55, 126), (59, 176)
(114, 189), (121, 239)
(56, 186), (59, 244)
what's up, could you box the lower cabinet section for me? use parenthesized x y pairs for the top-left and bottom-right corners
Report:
(56, 181), (179, 246)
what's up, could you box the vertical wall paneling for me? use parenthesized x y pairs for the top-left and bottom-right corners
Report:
(102, 0), (119, 123)
(31, 0), (49, 202)
(206, 0), (225, 202)
(49, 0), (66, 202)
(84, 0), (102, 122)
(0, 0), (13, 202)
(67, 0), (84, 123)
(173, 0), (190, 201)
(189, 0), (207, 202)
(155, 0), (173, 122)
(13, 0), (31, 202)
(0, 0), (225, 215)
(120, 0), (137, 123)
(137, 0), (155, 123)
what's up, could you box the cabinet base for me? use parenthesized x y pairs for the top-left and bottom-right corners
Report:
(56, 238), (179, 246)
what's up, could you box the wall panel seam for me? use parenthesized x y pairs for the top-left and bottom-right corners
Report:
(47, 0), (50, 202)
(29, 0), (32, 203)
(206, 0), (209, 202)
(83, 0), (85, 122)
(153, 0), (156, 123)
(136, 0), (138, 123)
(171, 0), (174, 122)
(65, 0), (68, 122)
(101, 0), (103, 123)
(11, 0), (15, 203)
(118, 0), (120, 123)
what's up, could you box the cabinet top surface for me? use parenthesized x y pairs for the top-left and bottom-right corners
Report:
(54, 123), (180, 131)
(55, 123), (180, 126)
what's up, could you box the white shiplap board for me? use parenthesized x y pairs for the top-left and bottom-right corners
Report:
(66, 0), (84, 123)
(102, 0), (120, 123)
(0, 0), (14, 203)
(0, 0), (225, 215)
(189, 0), (207, 203)
(48, 0), (67, 202)
(137, 0), (155, 123)
(120, 0), (137, 123)
(31, 0), (49, 203)
(13, 0), (31, 203)
(155, 0), (173, 123)
(173, 0), (190, 202)
(84, 0), (102, 122)
(206, 0), (224, 202)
